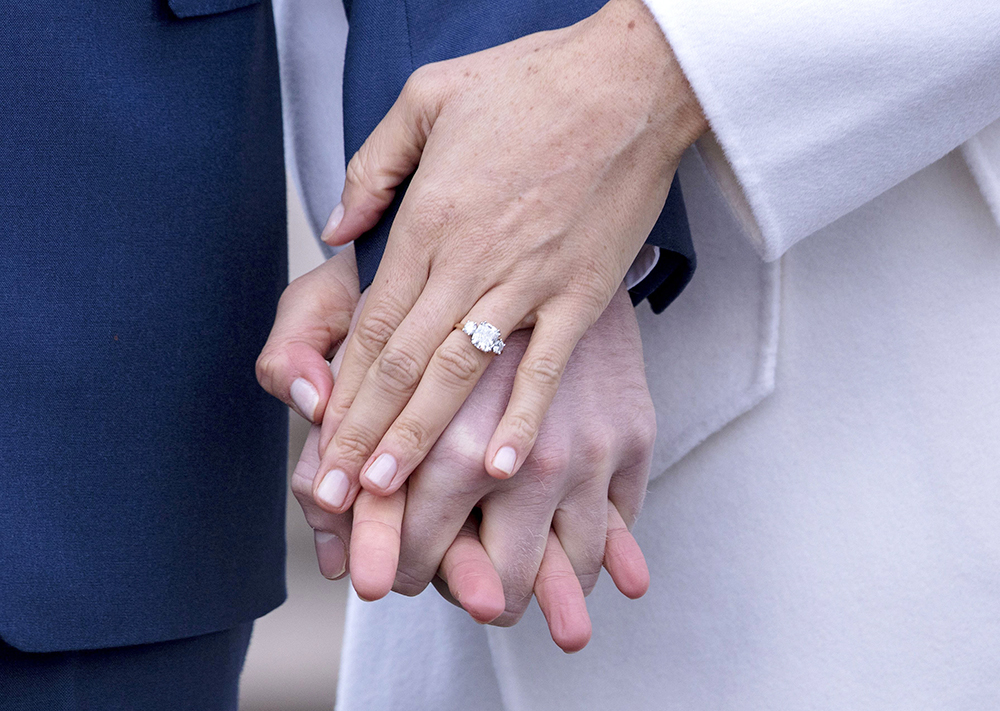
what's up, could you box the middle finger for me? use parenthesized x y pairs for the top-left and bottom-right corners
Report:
(313, 273), (476, 512)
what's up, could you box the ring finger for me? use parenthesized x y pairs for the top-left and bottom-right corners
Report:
(324, 287), (532, 507)
(313, 274), (480, 512)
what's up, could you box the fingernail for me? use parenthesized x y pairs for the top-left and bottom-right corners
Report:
(321, 202), (344, 242)
(363, 453), (397, 490)
(316, 469), (350, 509)
(290, 378), (320, 422)
(492, 446), (517, 476)
(315, 531), (347, 579)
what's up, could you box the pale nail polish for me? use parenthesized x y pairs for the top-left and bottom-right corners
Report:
(322, 202), (344, 241)
(290, 378), (319, 422)
(316, 469), (350, 509)
(314, 531), (347, 579)
(492, 446), (517, 476)
(364, 453), (397, 490)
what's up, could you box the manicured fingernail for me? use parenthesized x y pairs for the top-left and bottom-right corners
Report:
(363, 453), (397, 490)
(290, 378), (319, 422)
(316, 469), (350, 509)
(321, 202), (344, 242)
(314, 531), (347, 579)
(492, 446), (517, 476)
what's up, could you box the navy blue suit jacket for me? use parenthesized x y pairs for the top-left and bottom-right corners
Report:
(0, 0), (287, 651)
(343, 0), (696, 313)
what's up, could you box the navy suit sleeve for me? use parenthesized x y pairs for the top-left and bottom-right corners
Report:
(345, 0), (696, 314)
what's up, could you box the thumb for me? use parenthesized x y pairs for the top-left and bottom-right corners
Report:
(256, 246), (360, 423)
(321, 65), (444, 246)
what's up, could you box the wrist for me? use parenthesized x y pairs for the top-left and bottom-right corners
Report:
(591, 0), (708, 163)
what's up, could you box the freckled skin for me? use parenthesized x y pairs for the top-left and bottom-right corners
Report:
(258, 0), (699, 651)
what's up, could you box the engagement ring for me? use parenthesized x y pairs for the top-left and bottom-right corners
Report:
(456, 320), (505, 355)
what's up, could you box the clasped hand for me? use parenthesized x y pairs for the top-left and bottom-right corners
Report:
(256, 0), (705, 651)
(260, 248), (654, 650)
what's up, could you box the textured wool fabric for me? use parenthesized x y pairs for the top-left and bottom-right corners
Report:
(643, 0), (1000, 261)
(334, 3), (1000, 708)
(0, 0), (288, 652)
(338, 147), (1000, 711)
(0, 622), (253, 711)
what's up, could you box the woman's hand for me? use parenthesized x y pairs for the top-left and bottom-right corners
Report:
(344, 284), (656, 651)
(310, 0), (706, 513)
(257, 253), (655, 652)
(255, 245), (359, 425)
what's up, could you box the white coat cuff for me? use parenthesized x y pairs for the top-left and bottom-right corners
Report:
(640, 0), (1000, 261)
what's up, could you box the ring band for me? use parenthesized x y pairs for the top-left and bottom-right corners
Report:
(456, 320), (506, 355)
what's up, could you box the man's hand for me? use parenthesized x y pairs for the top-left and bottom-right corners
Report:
(344, 284), (656, 651)
(309, 0), (706, 514)
(258, 253), (655, 653)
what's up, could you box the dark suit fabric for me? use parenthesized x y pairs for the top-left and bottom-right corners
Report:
(343, 0), (696, 313)
(0, 622), (253, 711)
(0, 0), (287, 652)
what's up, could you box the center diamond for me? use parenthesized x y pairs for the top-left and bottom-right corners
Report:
(470, 322), (502, 353)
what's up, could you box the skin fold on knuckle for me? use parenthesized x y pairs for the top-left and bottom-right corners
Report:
(501, 410), (543, 453)
(333, 427), (378, 467)
(354, 307), (401, 359)
(290, 463), (319, 499)
(373, 345), (423, 395)
(578, 429), (615, 469)
(520, 349), (565, 392)
(401, 62), (450, 130)
(388, 416), (432, 458)
(253, 347), (280, 393)
(344, 147), (397, 210)
(434, 340), (482, 387)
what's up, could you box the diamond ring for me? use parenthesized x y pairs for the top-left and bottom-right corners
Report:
(456, 320), (505, 355)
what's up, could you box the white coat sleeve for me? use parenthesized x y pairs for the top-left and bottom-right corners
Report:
(641, 0), (1000, 260)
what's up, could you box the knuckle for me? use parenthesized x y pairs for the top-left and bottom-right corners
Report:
(374, 346), (423, 394)
(631, 400), (658, 456)
(390, 416), (432, 455)
(535, 568), (578, 592)
(290, 470), (316, 500)
(520, 350), (564, 390)
(254, 347), (284, 392)
(504, 411), (541, 449)
(434, 341), (482, 386)
(635, 415), (657, 454)
(354, 308), (399, 356)
(334, 427), (377, 464)
(579, 430), (615, 467)
(344, 151), (367, 189)
(402, 62), (444, 104)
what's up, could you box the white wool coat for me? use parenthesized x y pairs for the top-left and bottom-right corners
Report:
(274, 0), (1000, 708)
